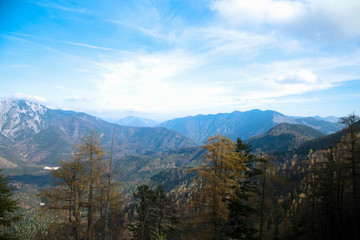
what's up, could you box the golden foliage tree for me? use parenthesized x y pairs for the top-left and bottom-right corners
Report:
(39, 134), (120, 240)
(190, 133), (246, 240)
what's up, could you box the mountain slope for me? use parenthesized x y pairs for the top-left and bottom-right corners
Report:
(159, 110), (341, 143)
(247, 123), (325, 153)
(114, 146), (204, 183)
(0, 100), (198, 167)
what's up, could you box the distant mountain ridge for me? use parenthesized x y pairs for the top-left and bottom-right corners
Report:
(158, 110), (341, 143)
(115, 116), (159, 127)
(0, 100), (198, 168)
(313, 115), (340, 123)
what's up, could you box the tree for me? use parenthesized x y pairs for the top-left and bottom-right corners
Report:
(130, 184), (178, 240)
(39, 134), (117, 240)
(0, 168), (21, 240)
(339, 114), (359, 240)
(190, 134), (246, 240)
(80, 135), (107, 240)
(224, 138), (263, 240)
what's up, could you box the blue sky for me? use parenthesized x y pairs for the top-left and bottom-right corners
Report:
(1, 0), (359, 121)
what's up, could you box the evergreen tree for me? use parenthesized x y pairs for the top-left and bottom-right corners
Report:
(0, 168), (21, 240)
(224, 138), (263, 239)
(130, 184), (178, 240)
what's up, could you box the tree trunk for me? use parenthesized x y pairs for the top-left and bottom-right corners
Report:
(87, 144), (94, 240)
(259, 167), (266, 240)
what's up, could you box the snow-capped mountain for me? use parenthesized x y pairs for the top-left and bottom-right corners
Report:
(0, 100), (49, 140)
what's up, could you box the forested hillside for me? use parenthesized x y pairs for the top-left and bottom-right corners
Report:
(248, 123), (325, 153)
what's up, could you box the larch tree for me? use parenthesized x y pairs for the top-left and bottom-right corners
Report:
(78, 135), (107, 240)
(190, 134), (247, 240)
(39, 134), (110, 240)
(40, 148), (87, 240)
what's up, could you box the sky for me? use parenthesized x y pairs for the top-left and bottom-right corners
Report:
(1, 0), (360, 121)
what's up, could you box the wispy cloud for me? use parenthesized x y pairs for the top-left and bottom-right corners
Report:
(66, 42), (115, 51)
(108, 20), (164, 40)
(7, 32), (115, 52)
(31, 1), (86, 13)
(65, 96), (94, 103)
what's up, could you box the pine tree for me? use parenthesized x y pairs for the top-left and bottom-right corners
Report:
(0, 168), (21, 240)
(224, 138), (263, 239)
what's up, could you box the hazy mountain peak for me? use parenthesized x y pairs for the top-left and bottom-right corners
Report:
(116, 116), (159, 127)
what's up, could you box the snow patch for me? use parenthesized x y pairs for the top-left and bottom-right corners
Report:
(44, 166), (60, 170)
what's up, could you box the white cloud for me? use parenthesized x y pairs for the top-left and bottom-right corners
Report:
(79, 31), (359, 116)
(12, 93), (46, 103)
(275, 70), (318, 85)
(92, 50), (226, 113)
(211, 0), (360, 38)
(211, 0), (305, 25)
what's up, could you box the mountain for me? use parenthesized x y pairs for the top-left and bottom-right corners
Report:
(158, 110), (341, 143)
(247, 123), (325, 153)
(0, 100), (60, 141)
(292, 122), (360, 157)
(0, 100), (198, 168)
(313, 115), (340, 124)
(115, 116), (159, 127)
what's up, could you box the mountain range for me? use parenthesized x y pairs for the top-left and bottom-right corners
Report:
(0, 100), (197, 169)
(0, 99), (343, 172)
(158, 110), (341, 143)
(1, 99), (351, 212)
